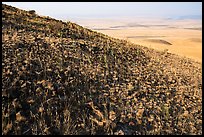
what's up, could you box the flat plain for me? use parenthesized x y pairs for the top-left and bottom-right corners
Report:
(75, 17), (202, 62)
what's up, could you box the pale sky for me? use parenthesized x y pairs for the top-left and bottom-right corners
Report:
(3, 2), (202, 20)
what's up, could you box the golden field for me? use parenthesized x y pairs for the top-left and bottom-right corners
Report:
(76, 17), (202, 62)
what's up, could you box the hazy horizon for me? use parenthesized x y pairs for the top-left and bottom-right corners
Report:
(3, 2), (202, 21)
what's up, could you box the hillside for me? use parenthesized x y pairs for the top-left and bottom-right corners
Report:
(2, 4), (202, 135)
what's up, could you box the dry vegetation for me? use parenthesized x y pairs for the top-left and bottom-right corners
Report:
(86, 19), (202, 63)
(2, 4), (202, 135)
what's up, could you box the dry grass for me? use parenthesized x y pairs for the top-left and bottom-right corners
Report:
(2, 4), (202, 135)
(79, 17), (202, 63)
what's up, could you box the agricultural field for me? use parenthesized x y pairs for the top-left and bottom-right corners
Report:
(76, 17), (202, 62)
(2, 4), (202, 135)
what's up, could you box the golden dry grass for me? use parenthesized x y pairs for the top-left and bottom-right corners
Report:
(77, 17), (202, 62)
(2, 4), (202, 135)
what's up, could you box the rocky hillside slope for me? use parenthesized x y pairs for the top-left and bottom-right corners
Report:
(2, 4), (202, 135)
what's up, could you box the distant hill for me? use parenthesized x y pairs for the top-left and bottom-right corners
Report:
(166, 15), (202, 20)
(2, 4), (202, 135)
